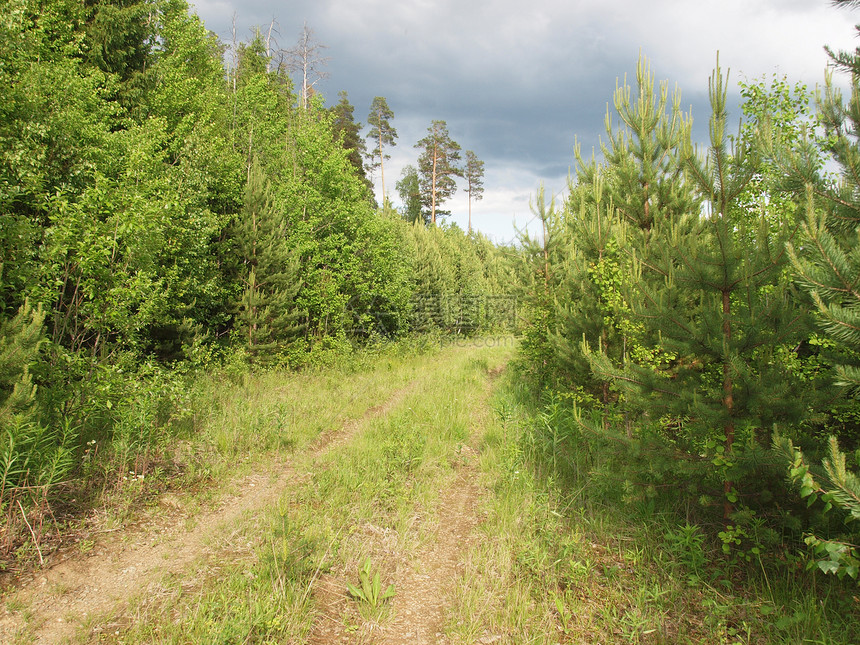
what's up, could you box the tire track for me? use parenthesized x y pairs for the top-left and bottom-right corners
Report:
(0, 380), (418, 645)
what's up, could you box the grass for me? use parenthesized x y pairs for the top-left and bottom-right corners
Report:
(13, 334), (853, 643)
(442, 372), (860, 645)
(82, 338), (514, 643)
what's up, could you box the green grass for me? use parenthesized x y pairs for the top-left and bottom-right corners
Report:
(88, 339), (514, 643)
(8, 336), (857, 644)
(442, 372), (860, 645)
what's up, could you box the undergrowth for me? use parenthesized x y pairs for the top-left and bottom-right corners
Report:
(443, 373), (860, 644)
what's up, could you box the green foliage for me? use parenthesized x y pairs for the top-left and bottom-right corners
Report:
(415, 120), (462, 224)
(464, 150), (484, 232)
(230, 158), (305, 359)
(663, 523), (706, 585)
(366, 95), (396, 196)
(775, 434), (860, 582)
(0, 0), (520, 563)
(346, 557), (396, 609)
(0, 301), (45, 423)
(330, 90), (370, 189)
(396, 164), (424, 224)
(1, 417), (77, 498)
(582, 59), (812, 521)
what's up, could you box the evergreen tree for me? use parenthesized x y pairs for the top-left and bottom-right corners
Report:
(588, 60), (811, 518)
(577, 56), (699, 247)
(83, 0), (154, 102)
(232, 158), (304, 359)
(546, 56), (697, 411)
(0, 301), (45, 425)
(551, 170), (625, 411)
(516, 185), (567, 387)
(366, 96), (397, 199)
(464, 150), (484, 234)
(415, 120), (462, 225)
(236, 32), (269, 89)
(777, 52), (860, 393)
(330, 90), (370, 189)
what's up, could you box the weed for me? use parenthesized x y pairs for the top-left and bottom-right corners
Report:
(664, 523), (707, 585)
(551, 590), (573, 633)
(346, 557), (396, 609)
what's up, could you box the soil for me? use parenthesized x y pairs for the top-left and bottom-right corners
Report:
(306, 448), (485, 645)
(0, 362), (502, 645)
(0, 381), (417, 645)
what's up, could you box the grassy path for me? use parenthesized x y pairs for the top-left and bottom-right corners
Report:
(5, 339), (852, 644)
(0, 340), (514, 644)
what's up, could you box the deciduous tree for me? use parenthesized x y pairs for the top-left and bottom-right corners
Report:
(396, 165), (424, 224)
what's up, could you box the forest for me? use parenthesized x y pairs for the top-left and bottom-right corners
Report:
(3, 0), (860, 641)
(0, 0), (514, 549)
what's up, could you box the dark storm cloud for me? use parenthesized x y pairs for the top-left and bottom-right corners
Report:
(191, 0), (859, 241)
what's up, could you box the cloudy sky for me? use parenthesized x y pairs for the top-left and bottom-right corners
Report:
(189, 0), (859, 244)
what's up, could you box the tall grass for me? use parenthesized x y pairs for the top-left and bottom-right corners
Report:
(443, 372), (860, 644)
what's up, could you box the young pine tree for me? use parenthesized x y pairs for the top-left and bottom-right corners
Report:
(552, 56), (698, 413)
(232, 159), (304, 360)
(767, 23), (860, 581)
(588, 61), (811, 518)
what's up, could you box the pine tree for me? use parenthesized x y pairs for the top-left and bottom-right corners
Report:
(551, 56), (697, 415)
(415, 120), (462, 225)
(464, 150), (484, 234)
(0, 301), (45, 425)
(551, 170), (625, 409)
(366, 96), (397, 200)
(232, 158), (305, 360)
(588, 60), (811, 518)
(777, 47), (860, 392)
(330, 91), (370, 189)
(516, 184), (567, 387)
(577, 55), (699, 247)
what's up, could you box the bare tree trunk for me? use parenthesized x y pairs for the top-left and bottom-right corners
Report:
(265, 20), (276, 74)
(379, 129), (386, 200)
(468, 188), (472, 234)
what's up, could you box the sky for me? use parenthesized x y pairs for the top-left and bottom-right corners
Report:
(189, 0), (860, 245)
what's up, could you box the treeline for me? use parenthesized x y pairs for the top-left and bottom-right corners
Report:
(0, 0), (514, 556)
(518, 52), (860, 584)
